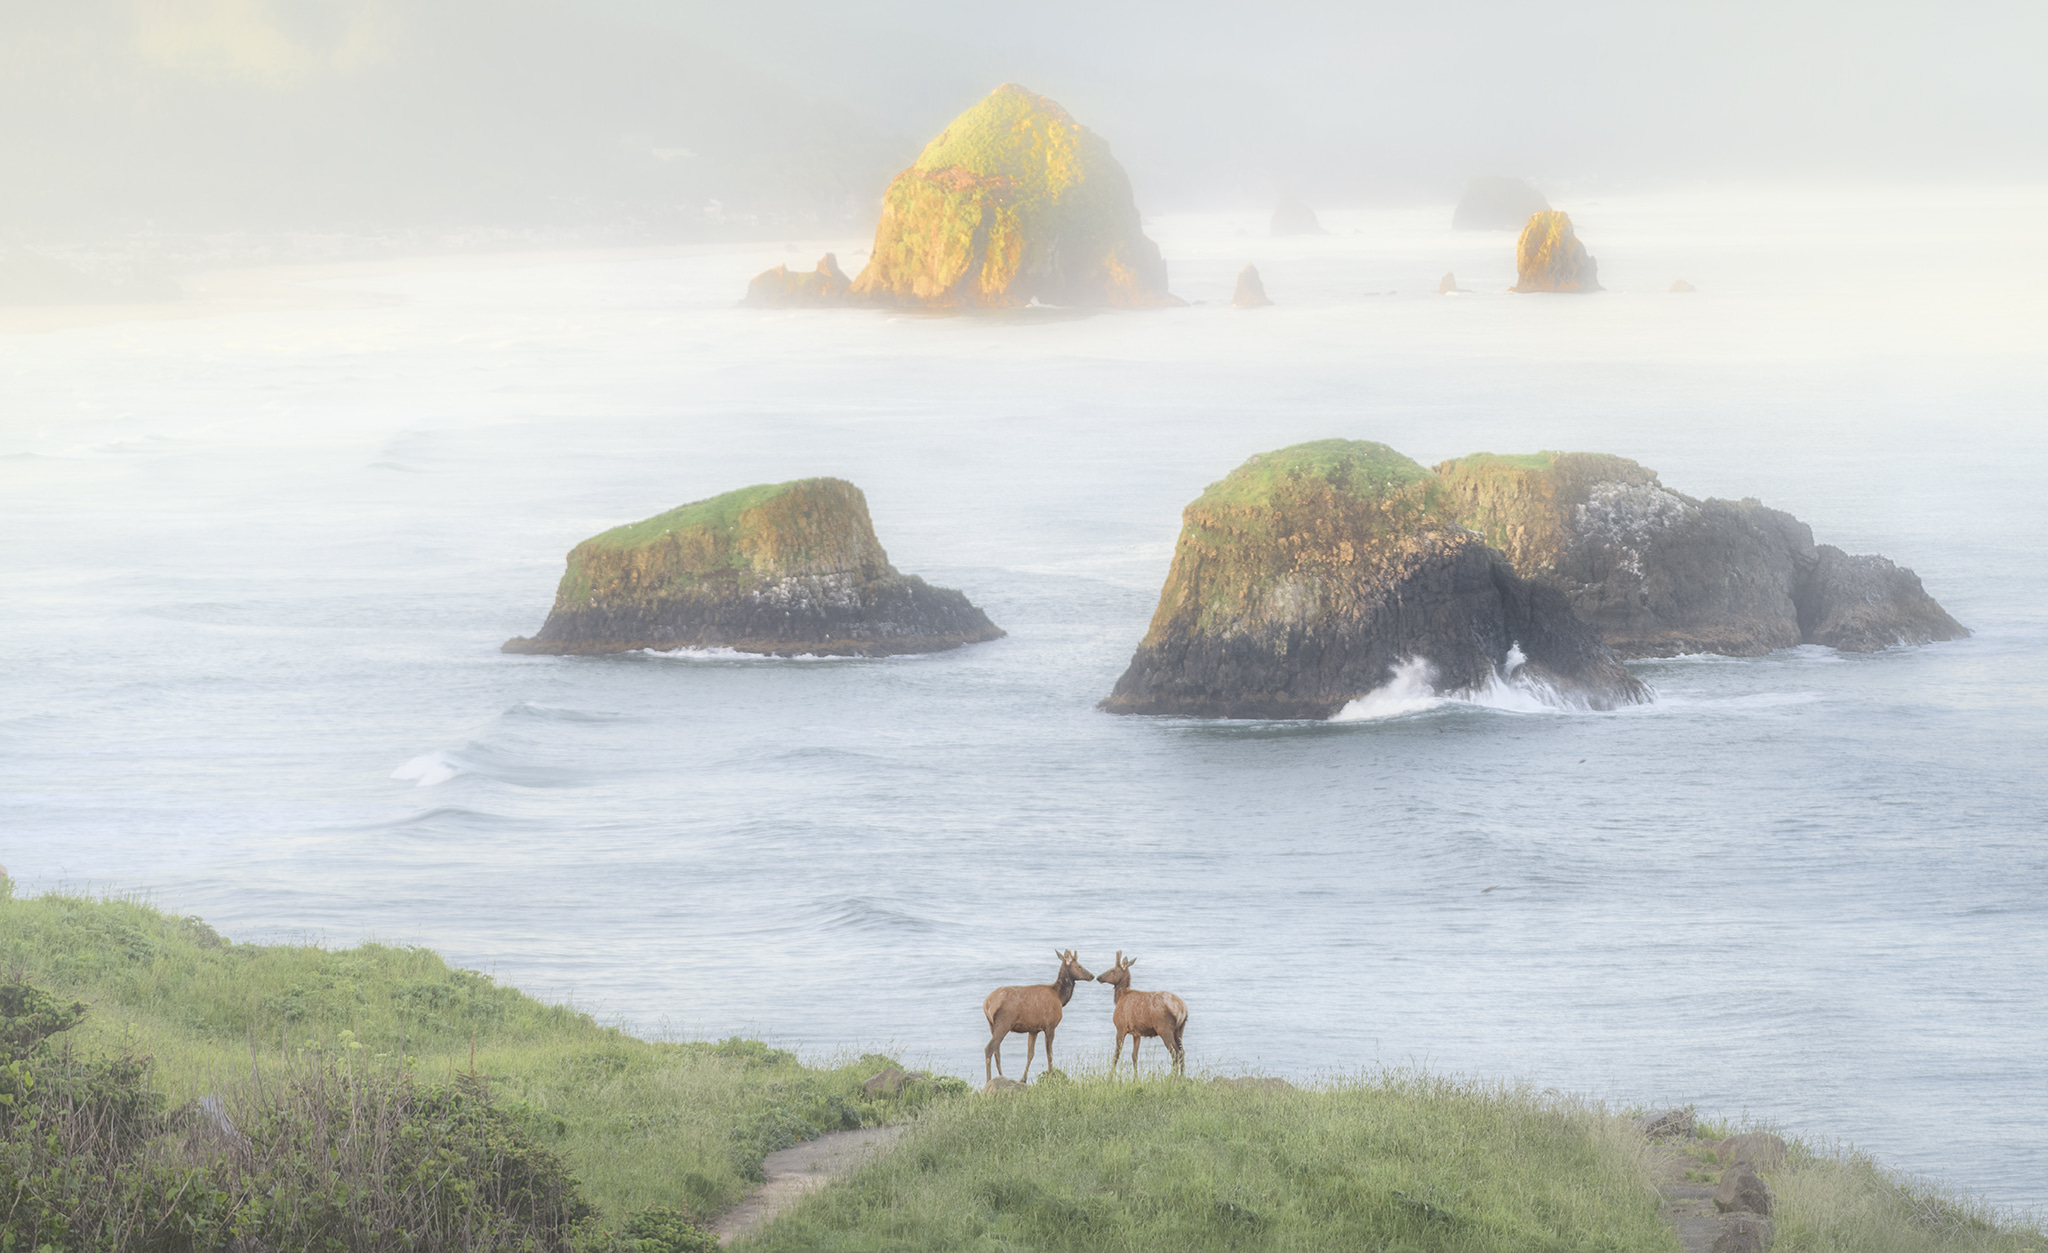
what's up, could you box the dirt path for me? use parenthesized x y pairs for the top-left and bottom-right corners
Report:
(711, 1124), (907, 1247)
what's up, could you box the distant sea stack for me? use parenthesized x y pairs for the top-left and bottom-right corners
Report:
(1437, 272), (1460, 294)
(743, 254), (851, 307)
(1452, 176), (1550, 230)
(1100, 440), (1648, 719)
(503, 478), (1004, 657)
(1270, 197), (1325, 236)
(1232, 264), (1273, 307)
(1669, 279), (1696, 293)
(1432, 452), (1967, 657)
(843, 84), (1178, 310)
(1512, 211), (1601, 293)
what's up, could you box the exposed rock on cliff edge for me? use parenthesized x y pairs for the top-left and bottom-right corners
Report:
(1453, 176), (1550, 230)
(1100, 440), (1648, 719)
(503, 478), (1004, 657)
(744, 253), (851, 307)
(847, 84), (1178, 310)
(1432, 452), (1967, 656)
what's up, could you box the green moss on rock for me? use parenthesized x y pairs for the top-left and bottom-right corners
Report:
(504, 478), (1003, 657)
(848, 84), (1178, 310)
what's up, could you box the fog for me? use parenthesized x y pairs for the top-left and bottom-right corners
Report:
(3, 0), (2042, 244)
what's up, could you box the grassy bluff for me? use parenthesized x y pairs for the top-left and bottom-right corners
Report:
(1100, 440), (1647, 719)
(503, 477), (1003, 657)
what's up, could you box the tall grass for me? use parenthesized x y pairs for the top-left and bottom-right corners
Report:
(1768, 1136), (2046, 1253)
(744, 1068), (1677, 1252)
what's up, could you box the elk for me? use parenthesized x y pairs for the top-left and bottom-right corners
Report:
(983, 949), (1093, 1084)
(1097, 951), (1189, 1077)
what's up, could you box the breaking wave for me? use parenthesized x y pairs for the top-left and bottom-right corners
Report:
(1332, 648), (1654, 722)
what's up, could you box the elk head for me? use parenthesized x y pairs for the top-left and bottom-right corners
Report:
(1056, 948), (1095, 984)
(1097, 950), (1134, 989)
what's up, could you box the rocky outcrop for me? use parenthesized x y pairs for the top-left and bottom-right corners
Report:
(1232, 264), (1272, 307)
(1433, 452), (1967, 657)
(1453, 176), (1550, 230)
(1099, 440), (1648, 719)
(1671, 279), (1697, 293)
(1438, 272), (1461, 293)
(743, 253), (851, 307)
(846, 84), (1178, 310)
(1270, 197), (1325, 236)
(1513, 211), (1601, 292)
(503, 478), (1004, 657)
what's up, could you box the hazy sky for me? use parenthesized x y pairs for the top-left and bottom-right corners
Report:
(4, 0), (2042, 236)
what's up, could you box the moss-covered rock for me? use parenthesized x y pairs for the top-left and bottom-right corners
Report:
(847, 84), (1178, 310)
(743, 253), (851, 307)
(1453, 176), (1550, 230)
(503, 478), (1003, 657)
(1432, 452), (1967, 657)
(1100, 440), (1647, 719)
(1512, 211), (1601, 292)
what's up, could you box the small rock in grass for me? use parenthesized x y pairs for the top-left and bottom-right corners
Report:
(1636, 1107), (1695, 1138)
(1716, 1132), (1788, 1170)
(1711, 1214), (1774, 1252)
(862, 1067), (909, 1098)
(982, 1077), (1026, 1093)
(1715, 1166), (1773, 1216)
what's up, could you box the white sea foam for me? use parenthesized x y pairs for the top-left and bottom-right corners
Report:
(391, 751), (465, 787)
(1331, 647), (1648, 721)
(638, 646), (880, 663)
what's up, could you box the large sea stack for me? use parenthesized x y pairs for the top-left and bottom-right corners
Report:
(1432, 452), (1967, 656)
(1100, 441), (1648, 719)
(743, 254), (851, 307)
(503, 478), (1004, 657)
(1513, 211), (1601, 292)
(1453, 176), (1550, 230)
(845, 84), (1178, 310)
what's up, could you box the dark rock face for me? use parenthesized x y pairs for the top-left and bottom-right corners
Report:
(502, 478), (1004, 657)
(1099, 440), (1648, 720)
(1434, 453), (1968, 657)
(1270, 197), (1325, 236)
(1232, 263), (1273, 307)
(743, 253), (851, 307)
(1714, 1167), (1773, 1217)
(1453, 175), (1550, 230)
(1801, 547), (1967, 651)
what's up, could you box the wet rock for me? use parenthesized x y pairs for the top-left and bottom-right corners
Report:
(1512, 210), (1601, 292)
(1099, 439), (1648, 719)
(848, 84), (1178, 310)
(1232, 263), (1273, 307)
(1453, 175), (1550, 230)
(1715, 1167), (1773, 1216)
(1270, 197), (1325, 236)
(743, 253), (851, 307)
(503, 478), (1004, 657)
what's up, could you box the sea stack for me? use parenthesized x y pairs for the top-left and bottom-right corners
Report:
(743, 253), (852, 307)
(1232, 264), (1273, 307)
(1437, 272), (1460, 293)
(1432, 452), (1967, 656)
(1670, 279), (1696, 292)
(846, 84), (1178, 310)
(1512, 211), (1600, 292)
(1270, 197), (1325, 236)
(1100, 440), (1648, 719)
(503, 478), (1004, 657)
(1453, 176), (1550, 230)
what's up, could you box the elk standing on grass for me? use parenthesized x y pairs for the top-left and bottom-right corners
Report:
(1098, 951), (1188, 1077)
(984, 949), (1093, 1084)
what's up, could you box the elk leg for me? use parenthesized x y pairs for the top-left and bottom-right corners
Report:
(1021, 1030), (1038, 1083)
(1043, 1024), (1056, 1077)
(986, 1025), (1003, 1082)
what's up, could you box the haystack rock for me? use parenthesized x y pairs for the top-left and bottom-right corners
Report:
(1453, 176), (1550, 230)
(1670, 279), (1696, 293)
(502, 478), (1004, 657)
(1431, 451), (1967, 657)
(1232, 264), (1273, 307)
(1099, 440), (1648, 719)
(1270, 197), (1325, 236)
(847, 84), (1178, 310)
(1512, 211), (1601, 292)
(1438, 272), (1461, 293)
(743, 253), (851, 307)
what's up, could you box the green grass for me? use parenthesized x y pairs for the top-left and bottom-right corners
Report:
(1435, 451), (1561, 475)
(744, 1070), (1677, 1252)
(0, 888), (904, 1224)
(1193, 439), (1436, 513)
(577, 480), (804, 554)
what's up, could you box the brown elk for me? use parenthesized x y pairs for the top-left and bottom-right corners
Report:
(1097, 951), (1189, 1077)
(983, 949), (1093, 1084)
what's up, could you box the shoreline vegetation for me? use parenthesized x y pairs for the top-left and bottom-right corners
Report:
(1, 888), (2040, 1251)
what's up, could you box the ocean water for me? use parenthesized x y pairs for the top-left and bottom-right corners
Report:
(3, 186), (2046, 1210)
